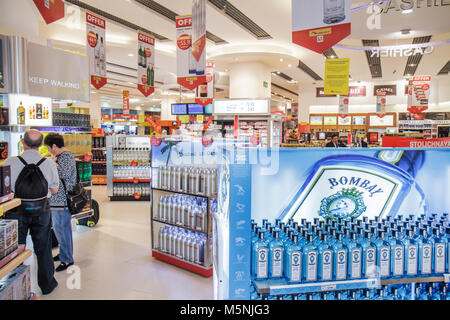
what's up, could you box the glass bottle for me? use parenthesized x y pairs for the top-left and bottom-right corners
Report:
(360, 230), (377, 278)
(318, 234), (333, 281)
(323, 0), (346, 25)
(302, 234), (318, 282)
(252, 231), (268, 280)
(347, 232), (362, 279)
(390, 230), (405, 278)
(269, 230), (284, 279)
(285, 234), (302, 283)
(405, 229), (418, 277)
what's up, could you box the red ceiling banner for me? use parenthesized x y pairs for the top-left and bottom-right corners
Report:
(137, 30), (155, 97)
(123, 90), (130, 119)
(86, 11), (107, 89)
(407, 76), (431, 114)
(33, 0), (65, 24)
(292, 0), (351, 54)
(195, 61), (214, 106)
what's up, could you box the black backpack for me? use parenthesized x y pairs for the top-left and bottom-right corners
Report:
(15, 156), (49, 216)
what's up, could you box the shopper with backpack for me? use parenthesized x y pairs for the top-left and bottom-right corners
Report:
(4, 129), (59, 295)
(44, 133), (77, 272)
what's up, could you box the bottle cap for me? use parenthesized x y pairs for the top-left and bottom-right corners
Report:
(293, 222), (299, 229)
(314, 218), (319, 225)
(292, 234), (298, 244)
(275, 218), (281, 226)
(273, 230), (279, 239)
(259, 231), (265, 240)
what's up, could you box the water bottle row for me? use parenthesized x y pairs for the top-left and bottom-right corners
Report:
(113, 166), (151, 179)
(251, 216), (449, 284)
(250, 282), (450, 300)
(112, 148), (151, 164)
(156, 166), (217, 196)
(112, 184), (151, 197)
(158, 226), (212, 267)
(156, 195), (217, 233)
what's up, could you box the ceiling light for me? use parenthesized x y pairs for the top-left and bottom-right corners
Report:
(288, 64), (292, 68)
(128, 53), (134, 57)
(408, 64), (416, 67)
(280, 58), (283, 62)
(402, 9), (413, 14)
(276, 71), (281, 74)
(91, 91), (96, 94)
(401, 29), (411, 35)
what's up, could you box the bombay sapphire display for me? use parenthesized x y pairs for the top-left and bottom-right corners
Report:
(280, 150), (426, 223)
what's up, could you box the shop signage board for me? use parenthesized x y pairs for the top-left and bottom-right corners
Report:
(407, 76), (431, 114)
(324, 58), (350, 95)
(369, 114), (394, 127)
(195, 61), (214, 107)
(33, 0), (65, 24)
(374, 85), (397, 96)
(86, 11), (107, 90)
(123, 90), (130, 119)
(338, 115), (351, 125)
(317, 86), (366, 97)
(382, 136), (450, 148)
(27, 43), (89, 101)
(176, 14), (206, 90)
(338, 95), (349, 115)
(324, 116), (337, 125)
(137, 31), (155, 97)
(213, 99), (270, 115)
(376, 92), (387, 114)
(292, 0), (351, 54)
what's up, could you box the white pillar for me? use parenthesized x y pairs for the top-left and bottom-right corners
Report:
(229, 62), (271, 99)
(161, 98), (177, 121)
(298, 84), (313, 123)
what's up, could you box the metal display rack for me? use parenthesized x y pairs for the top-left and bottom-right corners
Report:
(150, 185), (216, 277)
(91, 132), (107, 185)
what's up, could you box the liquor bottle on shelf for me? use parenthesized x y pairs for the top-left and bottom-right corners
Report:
(390, 230), (405, 278)
(318, 233), (333, 281)
(405, 229), (419, 277)
(252, 230), (269, 280)
(269, 230), (284, 280)
(284, 234), (302, 284)
(17, 101), (25, 125)
(302, 234), (318, 282)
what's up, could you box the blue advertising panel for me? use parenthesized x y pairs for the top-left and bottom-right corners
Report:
(171, 103), (188, 115)
(188, 103), (204, 114)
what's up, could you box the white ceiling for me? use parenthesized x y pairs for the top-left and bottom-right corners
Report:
(0, 0), (449, 106)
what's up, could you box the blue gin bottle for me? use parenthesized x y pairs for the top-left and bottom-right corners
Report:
(318, 234), (333, 281)
(268, 230), (284, 279)
(375, 229), (391, 278)
(333, 232), (348, 281)
(302, 234), (318, 282)
(431, 228), (446, 274)
(347, 232), (362, 279)
(285, 234), (302, 283)
(360, 230), (377, 278)
(405, 229), (418, 277)
(418, 228), (432, 275)
(390, 230), (405, 278)
(252, 231), (268, 280)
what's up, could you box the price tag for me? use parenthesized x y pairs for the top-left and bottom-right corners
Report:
(131, 160), (138, 167)
(134, 192), (141, 200)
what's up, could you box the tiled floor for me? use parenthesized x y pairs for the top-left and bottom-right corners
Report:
(24, 186), (213, 300)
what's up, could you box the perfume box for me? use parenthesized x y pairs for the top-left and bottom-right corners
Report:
(0, 220), (18, 259)
(0, 165), (11, 196)
(0, 108), (8, 125)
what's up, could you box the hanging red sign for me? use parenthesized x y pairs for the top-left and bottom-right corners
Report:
(86, 11), (107, 89)
(407, 76), (431, 114)
(33, 0), (65, 24)
(123, 90), (130, 119)
(292, 0), (351, 54)
(137, 30), (155, 97)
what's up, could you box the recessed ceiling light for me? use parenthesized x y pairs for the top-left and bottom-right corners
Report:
(402, 9), (413, 14)
(128, 53), (134, 57)
(401, 29), (411, 35)
(91, 91), (96, 94)
(276, 71), (281, 74)
(408, 64), (416, 67)
(280, 58), (283, 62)
(288, 64), (292, 68)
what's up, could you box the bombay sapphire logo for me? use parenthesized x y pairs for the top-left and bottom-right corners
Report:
(319, 187), (367, 220)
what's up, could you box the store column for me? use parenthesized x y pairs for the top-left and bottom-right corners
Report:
(229, 62), (271, 99)
(298, 84), (314, 124)
(160, 98), (177, 121)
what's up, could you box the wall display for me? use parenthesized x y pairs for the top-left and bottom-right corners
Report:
(137, 31), (155, 97)
(324, 116), (337, 125)
(86, 11), (107, 90)
(407, 76), (431, 114)
(374, 85), (397, 96)
(338, 115), (351, 125)
(195, 61), (214, 107)
(338, 95), (349, 115)
(8, 94), (52, 126)
(215, 147), (450, 299)
(213, 99), (269, 115)
(317, 86), (366, 97)
(176, 15), (206, 90)
(324, 58), (350, 96)
(27, 43), (89, 101)
(310, 116), (323, 125)
(399, 112), (450, 121)
(369, 114), (394, 127)
(292, 0), (351, 53)
(33, 0), (65, 24)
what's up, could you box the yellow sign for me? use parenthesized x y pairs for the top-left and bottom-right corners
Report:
(324, 58), (350, 96)
(179, 115), (190, 124)
(196, 115), (204, 123)
(309, 28), (332, 37)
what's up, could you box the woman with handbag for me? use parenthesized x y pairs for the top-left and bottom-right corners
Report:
(44, 133), (77, 272)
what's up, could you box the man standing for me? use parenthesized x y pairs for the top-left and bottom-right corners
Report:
(326, 134), (345, 148)
(355, 136), (368, 148)
(4, 129), (59, 295)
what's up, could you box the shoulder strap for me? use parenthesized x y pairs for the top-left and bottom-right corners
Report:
(17, 156), (28, 166)
(36, 157), (47, 167)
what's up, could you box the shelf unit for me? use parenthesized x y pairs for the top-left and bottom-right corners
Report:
(92, 133), (107, 185)
(106, 135), (151, 201)
(150, 187), (215, 277)
(253, 274), (450, 297)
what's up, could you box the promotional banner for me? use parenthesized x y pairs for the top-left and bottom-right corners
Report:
(374, 85), (396, 96)
(33, 0), (65, 24)
(408, 76), (431, 114)
(317, 85), (365, 98)
(382, 136), (450, 148)
(324, 58), (350, 96)
(86, 11), (107, 89)
(195, 61), (214, 106)
(338, 95), (349, 115)
(123, 90), (130, 119)
(176, 15), (206, 90)
(192, 0), (206, 76)
(27, 43), (90, 101)
(137, 31), (155, 97)
(292, 0), (351, 53)
(376, 92), (387, 114)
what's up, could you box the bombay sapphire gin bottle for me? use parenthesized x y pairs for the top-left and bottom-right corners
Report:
(376, 229), (391, 278)
(279, 151), (426, 224)
(285, 234), (302, 283)
(318, 234), (333, 281)
(252, 231), (269, 280)
(360, 231), (377, 278)
(347, 233), (362, 279)
(303, 234), (318, 282)
(390, 230), (405, 278)
(334, 233), (348, 280)
(405, 229), (418, 277)
(323, 0), (346, 24)
(269, 230), (284, 279)
(418, 228), (432, 275)
(432, 228), (446, 274)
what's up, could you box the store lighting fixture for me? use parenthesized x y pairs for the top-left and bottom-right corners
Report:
(288, 64), (292, 68)
(280, 58), (283, 62)
(402, 9), (413, 14)
(128, 53), (134, 57)
(401, 29), (411, 35)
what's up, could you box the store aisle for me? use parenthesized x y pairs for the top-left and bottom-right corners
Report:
(24, 186), (213, 300)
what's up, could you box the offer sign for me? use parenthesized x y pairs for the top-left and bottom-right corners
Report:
(292, 0), (351, 54)
(137, 31), (155, 97)
(86, 11), (107, 89)
(176, 15), (206, 90)
(324, 58), (350, 95)
(195, 61), (214, 106)
(408, 76), (431, 114)
(33, 0), (65, 24)
(123, 90), (130, 119)
(338, 95), (349, 115)
(376, 92), (387, 114)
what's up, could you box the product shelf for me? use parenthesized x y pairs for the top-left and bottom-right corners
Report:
(0, 246), (32, 280)
(151, 250), (212, 277)
(380, 274), (450, 286)
(152, 218), (211, 235)
(152, 187), (217, 200)
(113, 179), (151, 183)
(91, 148), (106, 151)
(92, 161), (107, 164)
(112, 162), (151, 166)
(0, 198), (21, 217)
(109, 196), (150, 201)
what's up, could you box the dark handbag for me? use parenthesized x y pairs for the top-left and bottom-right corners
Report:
(60, 177), (89, 215)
